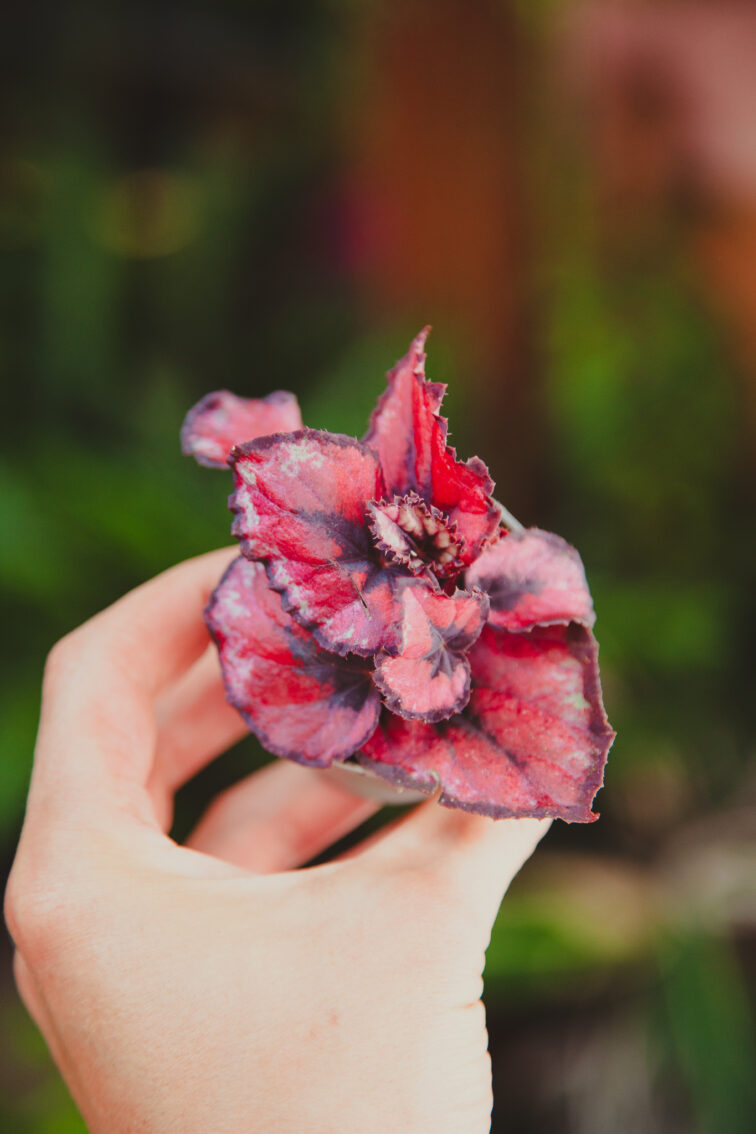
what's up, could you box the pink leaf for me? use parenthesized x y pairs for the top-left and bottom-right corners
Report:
(374, 584), (489, 721)
(229, 429), (400, 655)
(182, 389), (302, 468)
(359, 623), (614, 821)
(364, 329), (500, 562)
(206, 557), (381, 764)
(466, 528), (596, 630)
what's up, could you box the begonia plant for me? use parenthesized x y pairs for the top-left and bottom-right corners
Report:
(183, 329), (614, 821)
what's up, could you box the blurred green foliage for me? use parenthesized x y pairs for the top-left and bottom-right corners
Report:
(2, 2), (754, 1132)
(660, 933), (756, 1134)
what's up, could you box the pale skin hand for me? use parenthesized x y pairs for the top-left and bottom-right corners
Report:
(4, 549), (550, 1134)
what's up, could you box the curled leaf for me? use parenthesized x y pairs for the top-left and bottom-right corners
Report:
(206, 557), (380, 764)
(364, 329), (500, 562)
(367, 493), (464, 578)
(374, 584), (489, 722)
(230, 429), (400, 655)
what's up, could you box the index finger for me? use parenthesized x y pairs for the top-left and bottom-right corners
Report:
(27, 547), (237, 830)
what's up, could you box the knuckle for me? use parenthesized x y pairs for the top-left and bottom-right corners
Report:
(42, 630), (85, 691)
(5, 866), (56, 957)
(4, 855), (88, 963)
(3, 867), (23, 949)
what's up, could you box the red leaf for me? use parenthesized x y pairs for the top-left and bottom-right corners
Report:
(206, 557), (381, 764)
(182, 389), (303, 468)
(364, 329), (500, 562)
(229, 429), (399, 655)
(374, 584), (489, 721)
(466, 528), (596, 631)
(359, 623), (614, 821)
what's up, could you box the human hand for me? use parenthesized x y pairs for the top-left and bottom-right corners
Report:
(5, 549), (550, 1134)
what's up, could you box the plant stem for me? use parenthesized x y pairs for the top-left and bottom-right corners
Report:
(494, 499), (525, 533)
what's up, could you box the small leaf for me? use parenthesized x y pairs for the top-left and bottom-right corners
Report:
(364, 329), (500, 562)
(374, 584), (488, 721)
(182, 389), (302, 468)
(466, 527), (595, 631)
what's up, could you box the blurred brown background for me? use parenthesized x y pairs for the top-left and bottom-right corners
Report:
(1, 2), (755, 1131)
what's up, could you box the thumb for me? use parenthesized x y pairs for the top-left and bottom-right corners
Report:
(366, 798), (551, 931)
